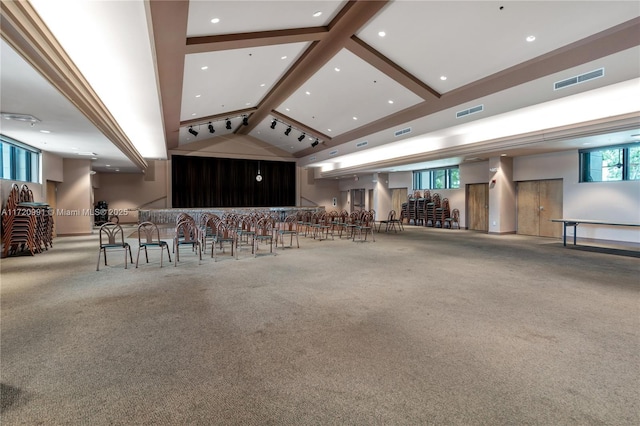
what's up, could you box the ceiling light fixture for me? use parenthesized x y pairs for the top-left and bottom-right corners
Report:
(270, 119), (277, 129)
(298, 133), (305, 142)
(188, 126), (198, 136)
(313, 11), (322, 17)
(208, 122), (215, 134)
(526, 35), (536, 42)
(242, 116), (249, 126)
(211, 18), (220, 23)
(284, 126), (292, 136)
(226, 119), (232, 130)
(378, 31), (386, 37)
(440, 76), (447, 81)
(311, 139), (319, 147)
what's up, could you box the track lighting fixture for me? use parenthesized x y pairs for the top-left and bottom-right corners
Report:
(208, 122), (215, 134)
(226, 119), (232, 130)
(270, 119), (277, 129)
(188, 126), (198, 137)
(311, 138), (319, 147)
(242, 116), (249, 126)
(284, 126), (292, 136)
(298, 133), (305, 142)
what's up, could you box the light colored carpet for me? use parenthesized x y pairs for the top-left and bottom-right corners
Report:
(1, 226), (638, 425)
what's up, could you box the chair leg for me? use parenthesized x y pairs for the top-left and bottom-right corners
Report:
(136, 247), (141, 268)
(97, 249), (102, 271)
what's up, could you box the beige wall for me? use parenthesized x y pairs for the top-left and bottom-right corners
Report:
(94, 160), (169, 224)
(56, 158), (92, 235)
(298, 167), (339, 209)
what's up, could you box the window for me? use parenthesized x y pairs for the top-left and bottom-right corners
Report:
(0, 135), (41, 183)
(413, 166), (460, 190)
(579, 143), (640, 182)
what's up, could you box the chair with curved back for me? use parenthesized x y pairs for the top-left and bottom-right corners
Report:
(445, 208), (460, 229)
(353, 211), (376, 242)
(136, 221), (171, 267)
(252, 217), (276, 257)
(174, 217), (201, 266)
(97, 222), (133, 271)
(276, 214), (300, 249)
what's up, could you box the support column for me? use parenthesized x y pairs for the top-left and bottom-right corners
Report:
(488, 156), (516, 234)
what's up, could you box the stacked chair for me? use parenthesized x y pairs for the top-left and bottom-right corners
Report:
(2, 184), (54, 258)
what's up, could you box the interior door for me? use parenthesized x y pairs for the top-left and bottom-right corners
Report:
(467, 183), (488, 232)
(351, 189), (365, 212)
(517, 181), (539, 236)
(391, 188), (408, 217)
(539, 179), (563, 238)
(517, 179), (563, 237)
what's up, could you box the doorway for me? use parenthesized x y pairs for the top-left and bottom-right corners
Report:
(517, 179), (563, 238)
(467, 183), (488, 232)
(351, 188), (365, 212)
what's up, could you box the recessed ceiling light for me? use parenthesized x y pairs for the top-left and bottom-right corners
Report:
(211, 18), (220, 23)
(281, 56), (287, 60)
(334, 67), (340, 72)
(191, 113), (196, 116)
(378, 31), (386, 37)
(353, 117), (358, 120)
(201, 66), (208, 70)
(500, 153), (507, 157)
(526, 35), (536, 42)
(305, 91), (311, 95)
(582, 142), (592, 146)
(388, 100), (394, 104)
(313, 11), (322, 17)
(105, 164), (111, 167)
(39, 130), (51, 133)
(327, 129), (332, 132)
(260, 83), (265, 87)
(440, 76), (447, 81)
(245, 102), (251, 106)
(285, 108), (290, 111)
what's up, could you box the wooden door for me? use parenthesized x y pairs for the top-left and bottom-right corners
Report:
(391, 188), (407, 217)
(517, 181), (539, 236)
(517, 179), (562, 237)
(467, 183), (488, 232)
(539, 180), (563, 238)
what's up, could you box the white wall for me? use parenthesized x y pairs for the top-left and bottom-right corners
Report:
(515, 150), (640, 244)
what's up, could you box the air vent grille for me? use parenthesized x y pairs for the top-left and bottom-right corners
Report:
(329, 150), (338, 157)
(356, 140), (368, 148)
(308, 156), (316, 162)
(456, 104), (484, 119)
(554, 68), (604, 90)
(394, 127), (411, 137)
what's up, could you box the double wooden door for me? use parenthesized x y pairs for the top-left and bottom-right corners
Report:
(517, 179), (563, 238)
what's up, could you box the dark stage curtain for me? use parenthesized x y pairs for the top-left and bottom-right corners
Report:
(171, 155), (296, 208)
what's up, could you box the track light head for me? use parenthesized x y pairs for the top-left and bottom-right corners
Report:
(298, 133), (305, 142)
(188, 126), (198, 137)
(270, 119), (277, 129)
(311, 139), (319, 147)
(242, 116), (249, 126)
(208, 122), (215, 134)
(284, 126), (292, 136)
(226, 119), (232, 130)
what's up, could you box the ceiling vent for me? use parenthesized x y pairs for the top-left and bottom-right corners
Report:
(456, 104), (484, 119)
(554, 68), (604, 90)
(308, 155), (316, 162)
(329, 149), (338, 157)
(1, 112), (41, 122)
(394, 127), (411, 137)
(356, 140), (368, 148)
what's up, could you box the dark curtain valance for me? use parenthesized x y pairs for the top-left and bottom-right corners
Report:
(171, 155), (296, 208)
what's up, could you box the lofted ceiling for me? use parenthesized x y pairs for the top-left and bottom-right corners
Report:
(1, 1), (639, 177)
